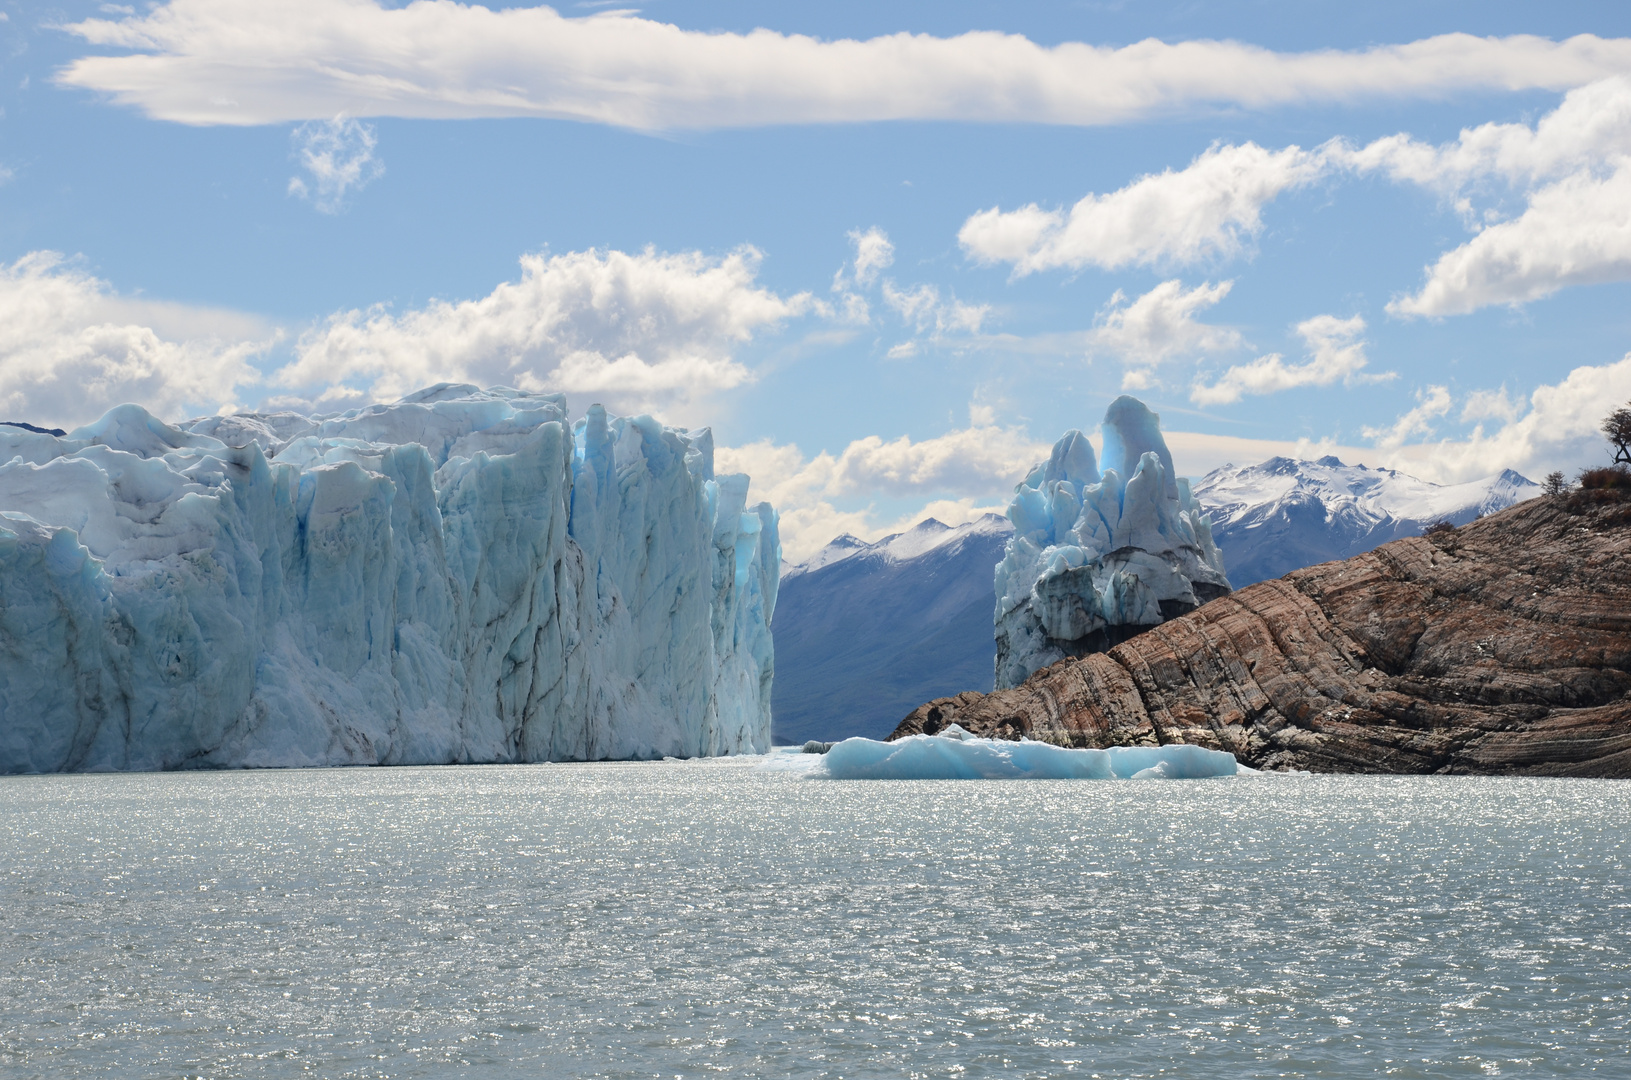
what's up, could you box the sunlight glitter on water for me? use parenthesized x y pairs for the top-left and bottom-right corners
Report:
(1, 761), (1627, 1079)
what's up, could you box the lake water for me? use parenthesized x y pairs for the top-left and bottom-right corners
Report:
(1, 760), (1627, 1078)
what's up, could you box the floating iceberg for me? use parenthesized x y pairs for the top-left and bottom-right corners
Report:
(810, 725), (1239, 780)
(994, 396), (1230, 689)
(0, 384), (778, 772)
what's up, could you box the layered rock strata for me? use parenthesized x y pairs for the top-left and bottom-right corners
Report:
(893, 493), (1631, 776)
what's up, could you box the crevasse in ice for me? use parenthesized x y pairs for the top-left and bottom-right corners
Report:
(0, 384), (778, 772)
(993, 396), (1230, 690)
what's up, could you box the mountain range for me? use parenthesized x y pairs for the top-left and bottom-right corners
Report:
(771, 457), (1537, 743)
(1194, 456), (1539, 587)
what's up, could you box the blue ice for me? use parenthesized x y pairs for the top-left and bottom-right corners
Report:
(811, 725), (1239, 780)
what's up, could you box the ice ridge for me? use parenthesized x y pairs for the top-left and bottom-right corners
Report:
(0, 384), (778, 772)
(994, 396), (1230, 690)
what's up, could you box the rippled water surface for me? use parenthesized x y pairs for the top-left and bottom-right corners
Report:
(2, 762), (1628, 1078)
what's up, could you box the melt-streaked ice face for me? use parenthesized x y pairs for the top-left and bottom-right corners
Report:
(0, 384), (779, 772)
(994, 395), (1229, 689)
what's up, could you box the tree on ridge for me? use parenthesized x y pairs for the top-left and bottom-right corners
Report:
(1606, 403), (1631, 465)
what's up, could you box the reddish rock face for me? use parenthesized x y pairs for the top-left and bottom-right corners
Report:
(889, 492), (1631, 776)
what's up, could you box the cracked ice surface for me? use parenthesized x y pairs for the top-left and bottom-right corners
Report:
(994, 396), (1230, 690)
(0, 384), (778, 772)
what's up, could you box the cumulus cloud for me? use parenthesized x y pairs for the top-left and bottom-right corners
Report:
(57, 4), (1631, 128)
(1358, 77), (1631, 316)
(275, 246), (813, 420)
(0, 251), (272, 428)
(1369, 355), (1631, 482)
(825, 425), (1044, 497)
(1460, 385), (1522, 423)
(956, 78), (1631, 314)
(1387, 162), (1631, 315)
(740, 353), (1631, 558)
(1190, 314), (1393, 405)
(959, 143), (1328, 274)
(1342, 76), (1631, 195)
(1090, 280), (1241, 386)
(1362, 384), (1455, 450)
(732, 415), (1400, 561)
(287, 115), (383, 213)
(718, 423), (1047, 560)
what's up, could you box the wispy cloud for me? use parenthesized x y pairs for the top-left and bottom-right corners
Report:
(1362, 384), (1454, 449)
(829, 227), (988, 356)
(832, 227), (894, 291)
(287, 115), (383, 213)
(1191, 314), (1393, 405)
(960, 143), (1328, 275)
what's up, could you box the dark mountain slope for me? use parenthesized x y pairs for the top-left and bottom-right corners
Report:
(771, 517), (1010, 743)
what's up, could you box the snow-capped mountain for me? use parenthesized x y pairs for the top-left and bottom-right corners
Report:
(1194, 456), (1539, 586)
(771, 515), (1012, 745)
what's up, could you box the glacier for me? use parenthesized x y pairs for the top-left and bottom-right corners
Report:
(994, 396), (1229, 690)
(798, 724), (1240, 780)
(0, 384), (779, 772)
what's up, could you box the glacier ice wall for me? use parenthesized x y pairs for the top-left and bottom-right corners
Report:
(994, 396), (1229, 690)
(0, 384), (778, 772)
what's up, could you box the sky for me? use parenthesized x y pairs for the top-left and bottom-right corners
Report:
(3, 0), (1631, 560)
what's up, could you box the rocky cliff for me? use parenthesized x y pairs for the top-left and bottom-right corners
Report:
(889, 491), (1631, 776)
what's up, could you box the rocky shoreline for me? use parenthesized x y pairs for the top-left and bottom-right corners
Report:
(889, 491), (1631, 776)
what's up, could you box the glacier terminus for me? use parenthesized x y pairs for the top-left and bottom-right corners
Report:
(995, 396), (1231, 690)
(0, 385), (779, 772)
